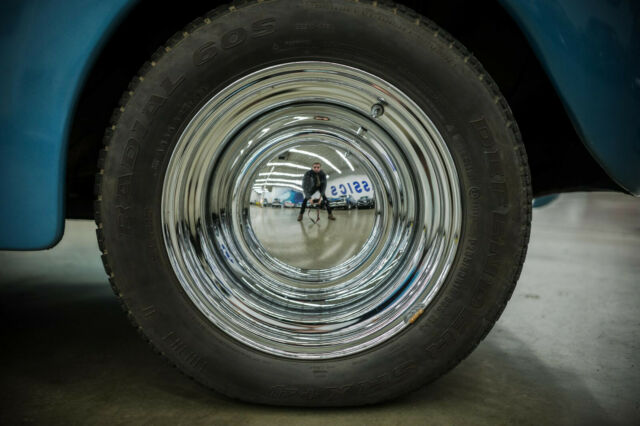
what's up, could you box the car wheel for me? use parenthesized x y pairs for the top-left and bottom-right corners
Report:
(95, 0), (531, 406)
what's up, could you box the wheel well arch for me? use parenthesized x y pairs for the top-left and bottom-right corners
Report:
(65, 0), (621, 218)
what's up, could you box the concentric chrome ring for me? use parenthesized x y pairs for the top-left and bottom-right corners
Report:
(162, 62), (461, 359)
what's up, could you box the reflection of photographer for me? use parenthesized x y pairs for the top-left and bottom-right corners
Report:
(297, 162), (336, 221)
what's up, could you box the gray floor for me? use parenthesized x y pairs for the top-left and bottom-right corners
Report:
(1, 192), (638, 425)
(250, 205), (376, 269)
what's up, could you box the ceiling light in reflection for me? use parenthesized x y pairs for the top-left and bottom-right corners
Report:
(289, 148), (342, 174)
(255, 178), (303, 185)
(268, 183), (304, 192)
(252, 183), (304, 192)
(266, 162), (308, 170)
(258, 172), (304, 177)
(335, 149), (354, 171)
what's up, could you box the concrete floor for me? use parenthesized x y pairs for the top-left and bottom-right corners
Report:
(0, 192), (638, 425)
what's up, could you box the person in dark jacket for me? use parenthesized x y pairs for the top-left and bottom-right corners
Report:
(298, 162), (336, 221)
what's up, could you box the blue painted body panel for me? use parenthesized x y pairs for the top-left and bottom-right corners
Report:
(0, 0), (136, 249)
(533, 194), (560, 208)
(499, 0), (640, 195)
(0, 0), (638, 249)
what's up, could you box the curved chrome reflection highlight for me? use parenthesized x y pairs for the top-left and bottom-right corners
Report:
(162, 62), (461, 359)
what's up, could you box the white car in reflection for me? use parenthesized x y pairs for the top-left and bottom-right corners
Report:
(271, 198), (282, 208)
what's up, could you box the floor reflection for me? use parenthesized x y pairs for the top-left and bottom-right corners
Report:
(249, 206), (375, 270)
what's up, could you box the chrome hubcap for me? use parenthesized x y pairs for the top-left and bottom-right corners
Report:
(162, 62), (461, 359)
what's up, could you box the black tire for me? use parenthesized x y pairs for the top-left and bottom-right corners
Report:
(96, 0), (531, 406)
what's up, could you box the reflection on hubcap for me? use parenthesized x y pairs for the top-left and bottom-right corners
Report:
(162, 62), (461, 359)
(250, 142), (377, 271)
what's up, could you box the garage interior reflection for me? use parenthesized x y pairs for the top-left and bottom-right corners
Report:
(248, 143), (377, 270)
